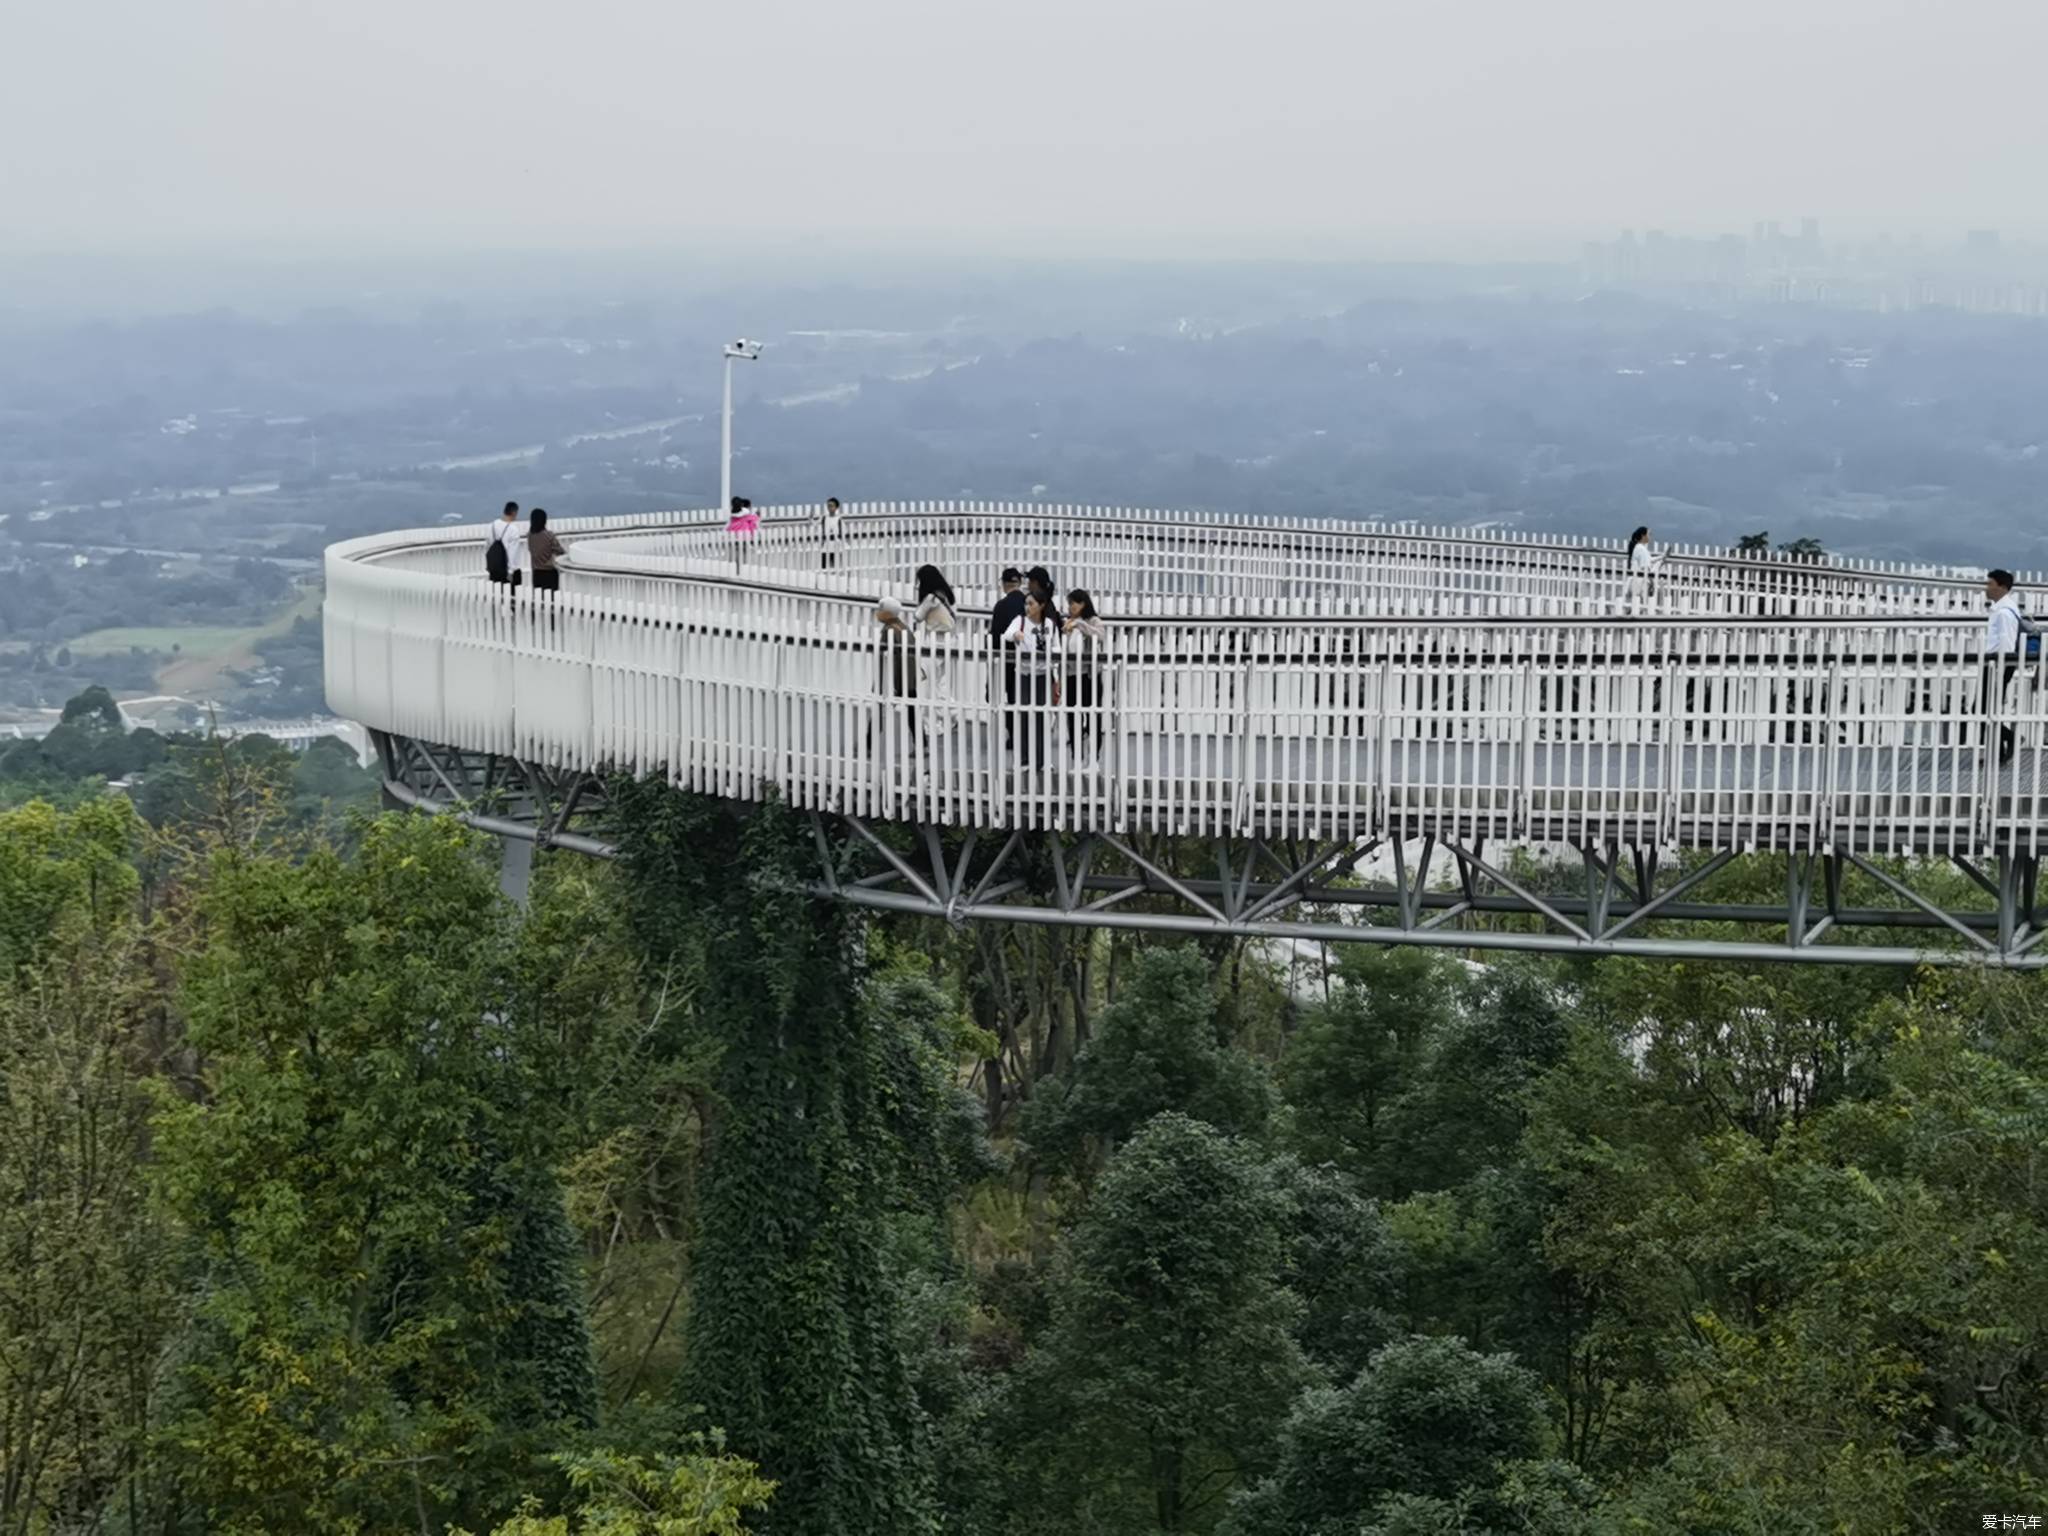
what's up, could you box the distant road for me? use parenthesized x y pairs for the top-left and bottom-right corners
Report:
(22, 539), (318, 571)
(4, 413), (707, 525)
(414, 413), (700, 472)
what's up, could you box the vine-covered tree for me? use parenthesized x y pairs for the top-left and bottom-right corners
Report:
(609, 782), (940, 1536)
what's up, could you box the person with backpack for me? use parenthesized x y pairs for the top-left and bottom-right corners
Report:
(486, 501), (524, 588)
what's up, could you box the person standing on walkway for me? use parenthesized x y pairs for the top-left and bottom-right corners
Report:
(1624, 526), (1662, 610)
(486, 502), (525, 588)
(991, 568), (1028, 749)
(910, 565), (960, 729)
(1985, 567), (2023, 762)
(1062, 588), (1105, 770)
(820, 496), (843, 572)
(875, 595), (920, 748)
(1004, 589), (1062, 772)
(526, 508), (566, 594)
(1026, 565), (1056, 612)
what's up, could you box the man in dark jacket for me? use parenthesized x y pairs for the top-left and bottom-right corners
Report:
(991, 568), (1027, 748)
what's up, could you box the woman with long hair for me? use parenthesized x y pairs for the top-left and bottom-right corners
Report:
(1003, 588), (1061, 772)
(1026, 565), (1055, 611)
(914, 565), (957, 627)
(910, 565), (960, 728)
(1624, 524), (1662, 609)
(1062, 588), (1105, 770)
(526, 508), (566, 594)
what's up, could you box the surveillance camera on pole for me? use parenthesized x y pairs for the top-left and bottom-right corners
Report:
(721, 339), (763, 517)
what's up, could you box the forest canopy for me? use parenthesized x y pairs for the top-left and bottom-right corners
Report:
(1, 776), (2044, 1534)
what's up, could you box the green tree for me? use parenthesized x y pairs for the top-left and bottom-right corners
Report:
(1266, 1158), (1406, 1385)
(1010, 1113), (1309, 1533)
(1381, 963), (1565, 1192)
(60, 684), (124, 732)
(1277, 949), (1461, 1196)
(152, 814), (597, 1534)
(456, 1441), (774, 1536)
(511, 856), (714, 1411)
(288, 736), (381, 830)
(1018, 944), (1274, 1177)
(1225, 1335), (1551, 1536)
(0, 800), (171, 1533)
(0, 797), (139, 973)
(1582, 975), (2048, 1531)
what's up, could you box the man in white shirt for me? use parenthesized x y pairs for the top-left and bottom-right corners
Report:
(1984, 568), (2021, 761)
(486, 501), (526, 588)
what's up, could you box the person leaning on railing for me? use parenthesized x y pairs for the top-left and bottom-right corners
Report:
(872, 570), (958, 748)
(526, 508), (566, 594)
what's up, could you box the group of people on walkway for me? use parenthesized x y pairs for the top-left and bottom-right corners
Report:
(484, 502), (568, 592)
(874, 561), (1106, 773)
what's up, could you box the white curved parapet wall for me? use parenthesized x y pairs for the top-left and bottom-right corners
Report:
(327, 503), (2048, 857)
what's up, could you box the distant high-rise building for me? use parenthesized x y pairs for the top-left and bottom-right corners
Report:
(1716, 233), (1746, 284)
(1616, 229), (1641, 281)
(1800, 216), (1821, 252)
(1967, 229), (2002, 254)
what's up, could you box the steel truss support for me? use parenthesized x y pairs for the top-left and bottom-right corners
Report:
(789, 815), (2042, 967)
(369, 730), (2048, 968)
(372, 729), (617, 858)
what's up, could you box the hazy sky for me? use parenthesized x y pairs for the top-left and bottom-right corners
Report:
(7, 0), (2045, 257)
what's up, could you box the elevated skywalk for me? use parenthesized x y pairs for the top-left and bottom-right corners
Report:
(329, 503), (2048, 966)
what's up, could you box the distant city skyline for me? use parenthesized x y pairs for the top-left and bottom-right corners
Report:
(1581, 216), (2048, 317)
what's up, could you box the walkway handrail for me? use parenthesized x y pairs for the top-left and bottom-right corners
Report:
(326, 509), (2048, 862)
(333, 501), (2016, 615)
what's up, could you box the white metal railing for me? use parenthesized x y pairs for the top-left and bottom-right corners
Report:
(327, 508), (2048, 857)
(343, 502), (2022, 621)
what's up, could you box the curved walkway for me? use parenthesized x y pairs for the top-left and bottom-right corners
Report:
(327, 504), (2045, 858)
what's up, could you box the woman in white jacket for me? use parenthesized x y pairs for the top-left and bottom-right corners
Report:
(1624, 525), (1663, 611)
(1003, 590), (1061, 772)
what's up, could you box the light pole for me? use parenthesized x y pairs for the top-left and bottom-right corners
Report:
(721, 338), (762, 517)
